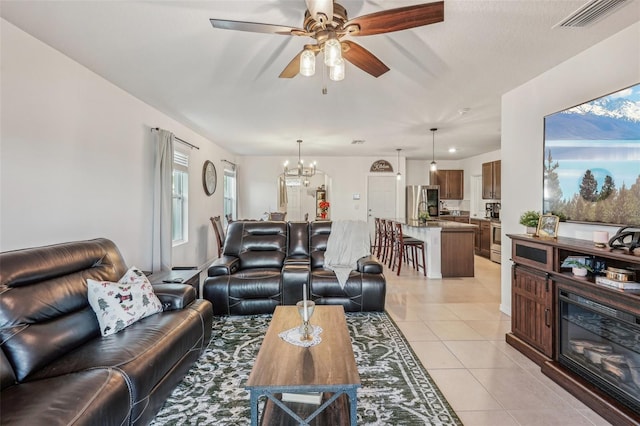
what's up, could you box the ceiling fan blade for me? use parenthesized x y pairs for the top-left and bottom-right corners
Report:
(344, 1), (444, 36)
(210, 19), (305, 36)
(305, 0), (333, 22)
(341, 41), (389, 78)
(279, 51), (303, 78)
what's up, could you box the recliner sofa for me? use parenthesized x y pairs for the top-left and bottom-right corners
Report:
(203, 221), (386, 315)
(0, 238), (213, 426)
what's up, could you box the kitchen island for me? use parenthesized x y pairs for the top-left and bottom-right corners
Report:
(398, 219), (477, 278)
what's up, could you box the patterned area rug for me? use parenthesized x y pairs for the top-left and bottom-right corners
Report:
(151, 312), (463, 425)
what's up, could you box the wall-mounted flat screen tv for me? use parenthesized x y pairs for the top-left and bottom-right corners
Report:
(543, 83), (640, 226)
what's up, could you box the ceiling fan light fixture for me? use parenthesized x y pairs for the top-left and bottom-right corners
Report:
(329, 58), (345, 81)
(323, 37), (342, 67)
(210, 2), (444, 81)
(300, 49), (316, 77)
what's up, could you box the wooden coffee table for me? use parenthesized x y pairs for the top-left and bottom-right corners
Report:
(245, 305), (360, 425)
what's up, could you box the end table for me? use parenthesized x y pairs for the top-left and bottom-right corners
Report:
(147, 269), (201, 298)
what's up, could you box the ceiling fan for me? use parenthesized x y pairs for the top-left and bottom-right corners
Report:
(210, 0), (444, 79)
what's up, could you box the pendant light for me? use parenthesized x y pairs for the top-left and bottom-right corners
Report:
(430, 128), (438, 172)
(396, 148), (402, 181)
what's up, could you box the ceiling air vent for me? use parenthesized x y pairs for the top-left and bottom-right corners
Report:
(555, 0), (629, 27)
(351, 139), (366, 145)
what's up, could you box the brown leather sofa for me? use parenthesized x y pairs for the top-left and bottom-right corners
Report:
(0, 238), (213, 426)
(203, 221), (386, 315)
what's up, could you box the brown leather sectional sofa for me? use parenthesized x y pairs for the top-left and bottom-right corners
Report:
(0, 238), (213, 426)
(203, 221), (386, 315)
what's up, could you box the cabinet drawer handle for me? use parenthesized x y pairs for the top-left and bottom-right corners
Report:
(544, 308), (550, 327)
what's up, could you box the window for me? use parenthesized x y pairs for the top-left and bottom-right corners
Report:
(223, 164), (237, 225)
(172, 149), (189, 245)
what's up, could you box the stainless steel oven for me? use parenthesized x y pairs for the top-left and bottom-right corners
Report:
(490, 221), (501, 263)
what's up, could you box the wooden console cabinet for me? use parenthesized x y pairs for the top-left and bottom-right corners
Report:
(512, 265), (554, 358)
(507, 234), (640, 425)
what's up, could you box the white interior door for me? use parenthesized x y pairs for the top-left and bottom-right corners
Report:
(367, 176), (397, 240)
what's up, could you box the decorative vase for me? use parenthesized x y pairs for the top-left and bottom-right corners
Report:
(320, 212), (327, 219)
(526, 226), (537, 235)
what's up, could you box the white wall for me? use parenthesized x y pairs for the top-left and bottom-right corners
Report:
(0, 20), (233, 269)
(501, 22), (640, 315)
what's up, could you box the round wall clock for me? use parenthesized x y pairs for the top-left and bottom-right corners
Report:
(202, 160), (217, 196)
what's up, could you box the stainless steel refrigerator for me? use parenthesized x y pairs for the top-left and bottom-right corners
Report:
(406, 185), (440, 221)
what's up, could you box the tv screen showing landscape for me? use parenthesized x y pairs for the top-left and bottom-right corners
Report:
(543, 83), (640, 226)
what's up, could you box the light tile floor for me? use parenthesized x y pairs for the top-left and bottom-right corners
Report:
(384, 255), (612, 426)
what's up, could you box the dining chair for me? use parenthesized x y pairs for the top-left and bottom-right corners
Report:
(268, 212), (286, 221)
(210, 216), (225, 257)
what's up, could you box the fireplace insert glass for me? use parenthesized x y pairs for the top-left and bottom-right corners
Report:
(558, 289), (640, 414)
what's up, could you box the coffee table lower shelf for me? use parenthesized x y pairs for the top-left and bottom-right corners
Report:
(258, 390), (353, 426)
(246, 306), (360, 426)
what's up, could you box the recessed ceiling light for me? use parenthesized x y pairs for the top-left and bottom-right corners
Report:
(458, 108), (471, 115)
(449, 147), (457, 153)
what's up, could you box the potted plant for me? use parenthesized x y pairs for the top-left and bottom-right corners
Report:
(418, 211), (430, 223)
(519, 210), (540, 235)
(563, 259), (594, 277)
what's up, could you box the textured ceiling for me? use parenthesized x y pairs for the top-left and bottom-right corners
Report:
(2, 0), (639, 160)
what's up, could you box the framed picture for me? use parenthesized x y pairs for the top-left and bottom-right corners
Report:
(537, 214), (560, 239)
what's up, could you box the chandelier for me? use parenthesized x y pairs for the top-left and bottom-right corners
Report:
(284, 140), (317, 186)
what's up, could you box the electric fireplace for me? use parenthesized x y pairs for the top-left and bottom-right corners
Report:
(558, 288), (640, 414)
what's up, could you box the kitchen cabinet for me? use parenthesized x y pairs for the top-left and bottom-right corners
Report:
(440, 215), (469, 224)
(482, 160), (501, 199)
(470, 219), (490, 258)
(430, 169), (463, 200)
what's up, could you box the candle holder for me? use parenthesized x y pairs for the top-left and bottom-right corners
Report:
(593, 231), (609, 248)
(296, 300), (315, 341)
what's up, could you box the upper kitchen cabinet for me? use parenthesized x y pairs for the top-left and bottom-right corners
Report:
(430, 169), (464, 200)
(482, 160), (501, 199)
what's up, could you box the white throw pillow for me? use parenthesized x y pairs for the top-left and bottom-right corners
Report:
(87, 266), (163, 336)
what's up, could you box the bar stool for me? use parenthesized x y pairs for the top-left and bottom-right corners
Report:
(378, 219), (388, 263)
(383, 219), (396, 267)
(392, 222), (426, 276)
(372, 217), (382, 256)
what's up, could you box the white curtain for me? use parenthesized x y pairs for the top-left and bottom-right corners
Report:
(152, 128), (174, 272)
